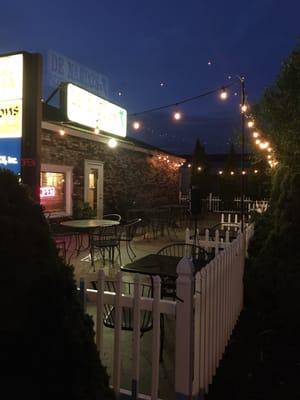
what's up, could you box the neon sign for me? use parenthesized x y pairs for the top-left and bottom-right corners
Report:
(40, 186), (56, 198)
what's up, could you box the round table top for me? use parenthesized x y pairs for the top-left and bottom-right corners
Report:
(60, 219), (119, 229)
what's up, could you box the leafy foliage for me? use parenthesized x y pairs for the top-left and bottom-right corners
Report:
(0, 169), (114, 399)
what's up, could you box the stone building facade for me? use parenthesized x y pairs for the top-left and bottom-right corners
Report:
(41, 121), (185, 219)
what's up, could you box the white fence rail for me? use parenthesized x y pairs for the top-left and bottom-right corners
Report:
(80, 224), (254, 399)
(185, 227), (232, 255)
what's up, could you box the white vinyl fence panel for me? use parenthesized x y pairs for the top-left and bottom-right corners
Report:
(79, 224), (254, 399)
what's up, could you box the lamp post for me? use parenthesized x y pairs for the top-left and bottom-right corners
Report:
(239, 76), (246, 232)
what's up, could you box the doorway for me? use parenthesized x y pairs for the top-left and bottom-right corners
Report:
(84, 160), (104, 218)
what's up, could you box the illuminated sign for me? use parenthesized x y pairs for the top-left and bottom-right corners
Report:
(65, 83), (127, 138)
(0, 53), (23, 174)
(40, 186), (56, 198)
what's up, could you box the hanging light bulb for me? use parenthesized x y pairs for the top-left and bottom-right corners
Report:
(133, 121), (140, 130)
(241, 104), (248, 113)
(59, 124), (65, 136)
(173, 110), (182, 120)
(253, 131), (259, 138)
(255, 139), (261, 145)
(247, 120), (254, 128)
(219, 87), (228, 100)
(94, 119), (100, 134)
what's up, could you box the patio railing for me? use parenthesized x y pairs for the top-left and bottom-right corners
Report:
(80, 224), (254, 399)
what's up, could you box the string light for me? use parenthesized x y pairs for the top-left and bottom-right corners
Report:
(218, 170), (223, 175)
(173, 109), (182, 120)
(133, 121), (140, 130)
(254, 170), (258, 174)
(230, 171), (235, 175)
(59, 123), (65, 136)
(247, 120), (254, 128)
(241, 104), (248, 113)
(219, 87), (228, 100)
(253, 131), (259, 138)
(197, 166), (202, 171)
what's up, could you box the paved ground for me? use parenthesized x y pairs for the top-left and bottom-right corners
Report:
(64, 212), (220, 399)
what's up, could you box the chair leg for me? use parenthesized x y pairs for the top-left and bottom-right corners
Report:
(128, 241), (136, 259)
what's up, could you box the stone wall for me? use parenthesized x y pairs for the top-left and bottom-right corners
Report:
(41, 129), (184, 215)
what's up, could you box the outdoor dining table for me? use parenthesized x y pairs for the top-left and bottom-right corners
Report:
(60, 219), (120, 261)
(121, 253), (206, 279)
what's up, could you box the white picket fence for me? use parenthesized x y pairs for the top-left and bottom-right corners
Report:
(185, 227), (232, 255)
(80, 224), (254, 399)
(248, 200), (269, 213)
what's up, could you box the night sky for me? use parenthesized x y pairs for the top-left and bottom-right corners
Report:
(1, 0), (299, 154)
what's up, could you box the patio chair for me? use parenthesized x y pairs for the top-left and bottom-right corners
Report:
(102, 279), (153, 334)
(157, 242), (212, 299)
(91, 279), (165, 361)
(89, 224), (123, 270)
(120, 218), (142, 261)
(103, 213), (122, 222)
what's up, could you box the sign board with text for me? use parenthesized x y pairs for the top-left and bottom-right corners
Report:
(62, 82), (127, 138)
(0, 51), (42, 201)
(47, 50), (109, 99)
(0, 53), (23, 173)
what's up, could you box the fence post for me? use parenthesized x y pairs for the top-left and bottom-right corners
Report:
(175, 257), (194, 400)
(209, 192), (212, 211)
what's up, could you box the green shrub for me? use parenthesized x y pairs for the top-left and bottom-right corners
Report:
(0, 169), (114, 399)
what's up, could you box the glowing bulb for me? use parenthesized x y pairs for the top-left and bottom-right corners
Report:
(188, 164), (191, 168)
(220, 88), (228, 100)
(241, 104), (247, 113)
(59, 128), (65, 136)
(253, 131), (259, 138)
(218, 170), (223, 175)
(197, 166), (202, 171)
(230, 171), (234, 175)
(174, 111), (182, 120)
(254, 170), (258, 174)
(259, 141), (269, 150)
(133, 121), (140, 130)
(247, 120), (254, 128)
(242, 171), (246, 175)
(267, 147), (272, 152)
(107, 138), (118, 148)
(267, 154), (272, 159)
(255, 139), (261, 145)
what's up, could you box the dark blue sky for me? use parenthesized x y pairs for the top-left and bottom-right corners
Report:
(1, 0), (299, 154)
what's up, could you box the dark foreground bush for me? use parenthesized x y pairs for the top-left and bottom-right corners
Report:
(0, 169), (114, 399)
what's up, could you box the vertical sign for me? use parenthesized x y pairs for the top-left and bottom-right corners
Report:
(0, 51), (42, 201)
(0, 53), (23, 174)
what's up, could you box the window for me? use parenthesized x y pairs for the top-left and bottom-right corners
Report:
(40, 164), (73, 217)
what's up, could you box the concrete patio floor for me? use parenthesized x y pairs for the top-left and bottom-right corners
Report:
(64, 212), (220, 399)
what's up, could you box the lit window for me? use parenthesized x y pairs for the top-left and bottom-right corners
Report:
(40, 164), (73, 217)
